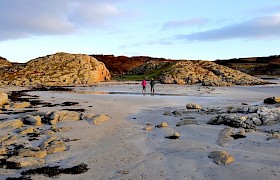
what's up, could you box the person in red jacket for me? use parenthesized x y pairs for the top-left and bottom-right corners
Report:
(141, 78), (147, 95)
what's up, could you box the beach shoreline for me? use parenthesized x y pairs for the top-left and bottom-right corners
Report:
(0, 81), (280, 179)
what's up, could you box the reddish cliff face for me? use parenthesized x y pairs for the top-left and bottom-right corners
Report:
(91, 54), (171, 75)
(215, 55), (280, 75)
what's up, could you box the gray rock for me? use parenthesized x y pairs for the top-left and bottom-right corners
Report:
(22, 115), (42, 126)
(176, 119), (199, 126)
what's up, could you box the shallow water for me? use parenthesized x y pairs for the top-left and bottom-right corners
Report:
(72, 90), (189, 96)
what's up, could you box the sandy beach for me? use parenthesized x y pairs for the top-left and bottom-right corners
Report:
(1, 80), (280, 180)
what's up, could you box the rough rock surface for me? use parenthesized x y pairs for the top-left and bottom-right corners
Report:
(159, 61), (268, 86)
(6, 156), (45, 168)
(0, 56), (13, 69)
(208, 150), (235, 165)
(91, 114), (110, 125)
(22, 115), (42, 126)
(186, 103), (202, 109)
(0, 119), (23, 129)
(0, 92), (8, 106)
(206, 106), (280, 129)
(264, 97), (280, 104)
(44, 111), (81, 125)
(0, 52), (111, 86)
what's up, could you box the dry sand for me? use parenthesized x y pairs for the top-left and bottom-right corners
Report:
(1, 80), (280, 180)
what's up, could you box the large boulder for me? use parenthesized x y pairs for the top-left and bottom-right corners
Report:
(0, 52), (111, 86)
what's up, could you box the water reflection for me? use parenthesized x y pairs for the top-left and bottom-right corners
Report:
(73, 91), (188, 96)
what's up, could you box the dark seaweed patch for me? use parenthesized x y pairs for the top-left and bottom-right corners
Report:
(62, 108), (85, 112)
(231, 134), (246, 139)
(61, 101), (79, 106)
(20, 163), (89, 177)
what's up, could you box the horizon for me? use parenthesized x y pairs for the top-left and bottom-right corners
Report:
(1, 51), (280, 64)
(0, 0), (280, 63)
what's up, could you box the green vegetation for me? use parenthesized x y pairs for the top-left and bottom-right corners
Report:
(112, 62), (173, 81)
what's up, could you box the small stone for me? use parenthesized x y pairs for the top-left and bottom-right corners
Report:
(19, 127), (35, 135)
(186, 103), (202, 109)
(166, 132), (181, 139)
(208, 150), (235, 165)
(157, 122), (168, 128)
(144, 125), (153, 131)
(0, 92), (8, 106)
(163, 111), (172, 116)
(22, 115), (42, 126)
(92, 114), (110, 125)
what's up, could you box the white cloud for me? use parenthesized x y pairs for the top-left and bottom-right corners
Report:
(0, 0), (123, 40)
(247, 5), (280, 15)
(176, 14), (280, 41)
(163, 18), (208, 30)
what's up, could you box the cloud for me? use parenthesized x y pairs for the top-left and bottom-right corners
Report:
(247, 6), (280, 15)
(176, 14), (280, 41)
(0, 0), (123, 40)
(163, 18), (208, 30)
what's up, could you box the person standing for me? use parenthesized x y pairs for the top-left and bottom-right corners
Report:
(141, 78), (147, 95)
(150, 78), (155, 95)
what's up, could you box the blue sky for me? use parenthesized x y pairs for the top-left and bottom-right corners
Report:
(0, 0), (280, 62)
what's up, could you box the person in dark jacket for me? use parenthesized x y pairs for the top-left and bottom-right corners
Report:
(150, 78), (155, 95)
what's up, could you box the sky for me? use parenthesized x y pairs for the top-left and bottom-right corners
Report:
(0, 0), (280, 63)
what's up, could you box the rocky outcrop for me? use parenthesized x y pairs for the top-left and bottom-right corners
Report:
(206, 106), (280, 129)
(81, 113), (110, 125)
(6, 156), (45, 168)
(159, 61), (268, 86)
(92, 54), (169, 75)
(215, 55), (280, 76)
(0, 56), (13, 69)
(0, 52), (111, 86)
(44, 110), (81, 125)
(0, 119), (24, 129)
